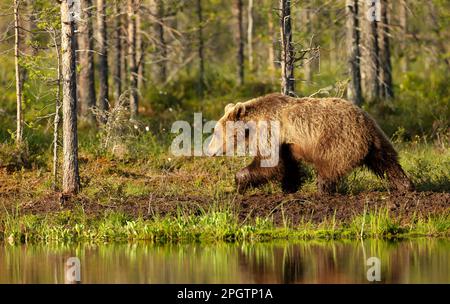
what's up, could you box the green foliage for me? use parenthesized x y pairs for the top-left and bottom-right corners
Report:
(369, 72), (450, 138)
(0, 140), (49, 171)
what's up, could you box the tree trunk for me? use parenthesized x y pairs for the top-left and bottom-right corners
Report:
(236, 0), (244, 86)
(267, 4), (276, 81)
(379, 0), (393, 99)
(78, 0), (96, 122)
(279, 0), (295, 96)
(155, 0), (167, 83)
(128, 0), (138, 118)
(346, 0), (363, 106)
(136, 10), (145, 93)
(113, 0), (122, 101)
(96, 0), (109, 113)
(60, 0), (80, 194)
(399, 0), (408, 73)
(247, 0), (253, 72)
(197, 0), (205, 98)
(20, 0), (35, 86)
(14, 0), (23, 145)
(302, 6), (313, 83)
(364, 0), (380, 102)
(51, 30), (62, 190)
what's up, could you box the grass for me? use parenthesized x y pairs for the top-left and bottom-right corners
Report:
(1, 204), (449, 244)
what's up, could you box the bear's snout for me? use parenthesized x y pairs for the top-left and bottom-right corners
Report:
(206, 138), (222, 156)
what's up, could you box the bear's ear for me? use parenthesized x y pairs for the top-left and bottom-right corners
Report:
(229, 102), (246, 121)
(224, 103), (235, 113)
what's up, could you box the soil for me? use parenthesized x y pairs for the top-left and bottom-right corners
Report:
(11, 191), (450, 226)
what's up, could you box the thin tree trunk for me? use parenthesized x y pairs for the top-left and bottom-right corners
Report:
(364, 0), (380, 102)
(267, 5), (276, 81)
(121, 10), (128, 91)
(247, 0), (253, 72)
(379, 0), (393, 99)
(346, 0), (363, 105)
(78, 0), (96, 122)
(60, 0), (80, 194)
(97, 0), (109, 113)
(128, 0), (138, 117)
(136, 11), (145, 93)
(303, 6), (313, 83)
(21, 0), (35, 85)
(236, 0), (244, 86)
(280, 0), (295, 96)
(399, 0), (408, 73)
(51, 30), (62, 190)
(197, 0), (205, 98)
(155, 0), (167, 83)
(113, 0), (122, 101)
(14, 0), (23, 145)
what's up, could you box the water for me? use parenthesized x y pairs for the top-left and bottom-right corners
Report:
(0, 239), (449, 284)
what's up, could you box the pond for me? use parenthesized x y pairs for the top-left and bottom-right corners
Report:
(0, 239), (449, 283)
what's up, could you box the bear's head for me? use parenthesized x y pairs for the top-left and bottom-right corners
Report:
(206, 102), (250, 156)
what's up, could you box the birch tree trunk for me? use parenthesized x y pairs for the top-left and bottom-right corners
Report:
(128, 0), (138, 118)
(247, 0), (253, 72)
(346, 0), (363, 105)
(379, 0), (393, 99)
(113, 0), (122, 101)
(363, 0), (380, 102)
(280, 0), (295, 96)
(21, 0), (35, 87)
(155, 0), (167, 83)
(14, 0), (23, 145)
(78, 0), (96, 122)
(51, 30), (62, 190)
(60, 0), (80, 194)
(236, 0), (244, 86)
(136, 10), (145, 93)
(97, 0), (109, 113)
(197, 0), (205, 98)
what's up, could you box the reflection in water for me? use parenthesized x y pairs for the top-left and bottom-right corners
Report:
(0, 239), (448, 283)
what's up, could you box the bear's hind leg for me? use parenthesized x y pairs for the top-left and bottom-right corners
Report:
(364, 146), (414, 192)
(317, 175), (339, 195)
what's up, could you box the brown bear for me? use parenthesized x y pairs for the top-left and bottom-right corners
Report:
(206, 93), (414, 194)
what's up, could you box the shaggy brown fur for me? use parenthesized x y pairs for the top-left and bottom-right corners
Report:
(210, 93), (414, 194)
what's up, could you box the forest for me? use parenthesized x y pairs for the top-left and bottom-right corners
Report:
(0, 0), (448, 246)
